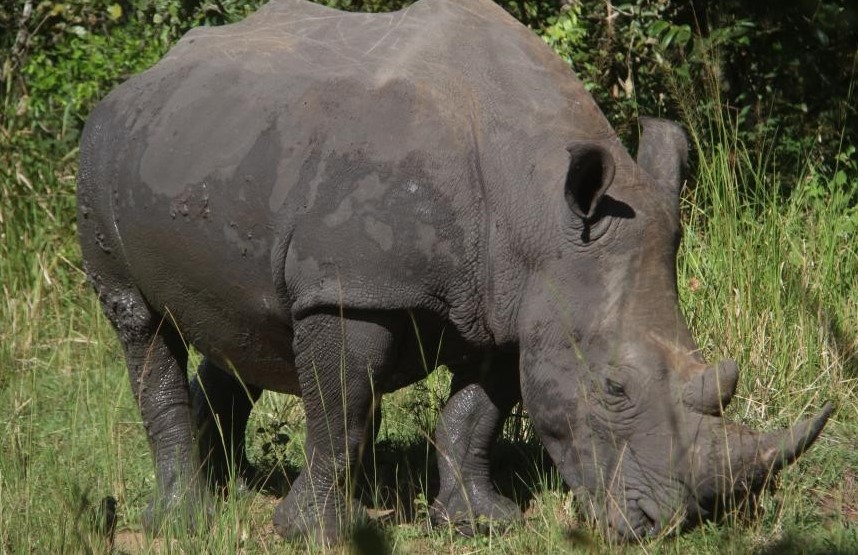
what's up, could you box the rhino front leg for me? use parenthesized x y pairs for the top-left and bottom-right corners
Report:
(273, 310), (398, 544)
(191, 358), (261, 490)
(102, 288), (209, 532)
(431, 354), (523, 534)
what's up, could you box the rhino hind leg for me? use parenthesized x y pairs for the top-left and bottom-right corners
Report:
(191, 358), (261, 490)
(98, 285), (210, 533)
(431, 355), (523, 535)
(80, 173), (209, 532)
(273, 310), (399, 545)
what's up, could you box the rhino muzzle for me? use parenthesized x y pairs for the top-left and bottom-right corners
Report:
(591, 403), (832, 541)
(564, 358), (833, 542)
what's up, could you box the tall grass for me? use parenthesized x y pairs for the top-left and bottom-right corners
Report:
(680, 105), (857, 423)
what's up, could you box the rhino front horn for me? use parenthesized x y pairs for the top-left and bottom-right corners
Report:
(757, 401), (834, 472)
(688, 403), (832, 523)
(720, 402), (834, 493)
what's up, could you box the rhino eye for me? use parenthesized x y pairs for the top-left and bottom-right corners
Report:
(605, 378), (626, 397)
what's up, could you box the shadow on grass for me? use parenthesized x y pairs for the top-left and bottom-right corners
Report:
(249, 430), (555, 526)
(783, 263), (858, 380)
(754, 527), (858, 555)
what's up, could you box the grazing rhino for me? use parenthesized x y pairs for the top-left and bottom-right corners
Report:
(76, 0), (831, 543)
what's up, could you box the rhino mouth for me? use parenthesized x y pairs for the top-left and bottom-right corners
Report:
(609, 498), (663, 541)
(573, 483), (673, 541)
(636, 497), (666, 537)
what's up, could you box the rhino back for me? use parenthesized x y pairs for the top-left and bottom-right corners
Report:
(80, 0), (623, 363)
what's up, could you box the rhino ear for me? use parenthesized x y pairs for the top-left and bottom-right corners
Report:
(564, 144), (616, 220)
(637, 117), (689, 196)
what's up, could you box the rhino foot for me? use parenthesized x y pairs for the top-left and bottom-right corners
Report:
(273, 472), (368, 545)
(430, 481), (522, 536)
(431, 358), (523, 536)
(142, 484), (213, 535)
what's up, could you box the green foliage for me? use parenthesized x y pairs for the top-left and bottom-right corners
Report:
(691, 0), (858, 173)
(317, 0), (413, 11)
(21, 28), (160, 131)
(530, 0), (857, 182)
(541, 4), (588, 67)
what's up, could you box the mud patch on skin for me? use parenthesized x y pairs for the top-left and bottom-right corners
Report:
(364, 216), (394, 251)
(323, 196), (354, 227)
(169, 182), (211, 221)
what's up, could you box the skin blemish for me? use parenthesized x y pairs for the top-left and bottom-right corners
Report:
(364, 216), (393, 251)
(415, 222), (436, 259)
(352, 173), (390, 202)
(323, 197), (353, 227)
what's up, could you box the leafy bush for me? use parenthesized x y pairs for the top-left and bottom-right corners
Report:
(688, 0), (858, 173)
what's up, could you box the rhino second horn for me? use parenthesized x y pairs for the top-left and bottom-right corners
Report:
(683, 359), (739, 415)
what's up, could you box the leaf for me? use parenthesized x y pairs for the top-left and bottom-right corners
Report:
(107, 4), (122, 21)
(648, 20), (669, 37)
(663, 27), (677, 49)
(675, 26), (692, 48)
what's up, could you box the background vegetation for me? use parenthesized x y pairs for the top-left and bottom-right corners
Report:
(1, 0), (856, 552)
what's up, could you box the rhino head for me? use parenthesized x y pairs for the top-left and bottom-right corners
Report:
(514, 117), (831, 539)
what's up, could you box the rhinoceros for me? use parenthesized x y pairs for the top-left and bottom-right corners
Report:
(76, 0), (831, 543)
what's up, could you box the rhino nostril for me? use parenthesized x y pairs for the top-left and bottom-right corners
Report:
(638, 498), (662, 537)
(643, 512), (658, 537)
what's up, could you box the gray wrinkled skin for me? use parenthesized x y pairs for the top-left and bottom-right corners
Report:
(76, 0), (831, 543)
